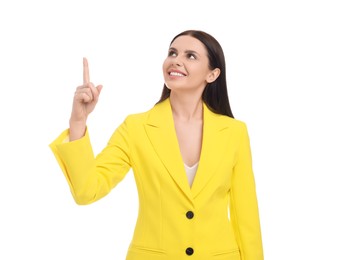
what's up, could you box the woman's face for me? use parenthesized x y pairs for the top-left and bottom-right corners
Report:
(163, 35), (218, 93)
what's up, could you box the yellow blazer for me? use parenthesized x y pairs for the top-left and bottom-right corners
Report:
(49, 98), (263, 260)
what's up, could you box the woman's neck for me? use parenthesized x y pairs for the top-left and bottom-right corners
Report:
(169, 92), (203, 122)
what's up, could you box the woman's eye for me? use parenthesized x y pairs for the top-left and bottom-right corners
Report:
(168, 51), (176, 57)
(187, 53), (196, 59)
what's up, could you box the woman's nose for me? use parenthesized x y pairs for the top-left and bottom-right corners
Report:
(173, 56), (184, 67)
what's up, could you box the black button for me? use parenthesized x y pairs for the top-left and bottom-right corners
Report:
(186, 247), (194, 255)
(186, 211), (194, 219)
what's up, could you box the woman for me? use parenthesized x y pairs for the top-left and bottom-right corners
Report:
(50, 30), (264, 259)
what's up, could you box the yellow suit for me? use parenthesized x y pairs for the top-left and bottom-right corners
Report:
(50, 98), (263, 260)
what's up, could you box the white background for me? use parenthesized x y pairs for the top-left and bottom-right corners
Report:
(1, 0), (340, 259)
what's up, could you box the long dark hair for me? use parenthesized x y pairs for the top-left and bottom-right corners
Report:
(157, 30), (234, 118)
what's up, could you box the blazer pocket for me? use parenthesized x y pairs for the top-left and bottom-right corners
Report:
(129, 244), (166, 256)
(212, 249), (241, 260)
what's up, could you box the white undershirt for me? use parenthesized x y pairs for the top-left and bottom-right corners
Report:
(184, 162), (199, 187)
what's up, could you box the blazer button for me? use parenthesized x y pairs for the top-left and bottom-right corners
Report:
(186, 247), (194, 255)
(186, 211), (194, 219)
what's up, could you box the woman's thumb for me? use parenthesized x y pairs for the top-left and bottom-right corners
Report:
(97, 85), (103, 94)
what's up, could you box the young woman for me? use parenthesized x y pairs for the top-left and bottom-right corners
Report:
(50, 30), (264, 259)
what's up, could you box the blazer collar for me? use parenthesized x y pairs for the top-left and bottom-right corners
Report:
(144, 98), (231, 202)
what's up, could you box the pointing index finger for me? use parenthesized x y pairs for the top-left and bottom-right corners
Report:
(83, 57), (90, 84)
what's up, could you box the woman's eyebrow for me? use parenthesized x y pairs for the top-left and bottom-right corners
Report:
(169, 47), (200, 55)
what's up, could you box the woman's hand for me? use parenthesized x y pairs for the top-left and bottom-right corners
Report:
(69, 58), (103, 140)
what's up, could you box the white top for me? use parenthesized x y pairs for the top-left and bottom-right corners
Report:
(184, 162), (199, 187)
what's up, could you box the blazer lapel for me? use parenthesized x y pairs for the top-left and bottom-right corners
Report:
(191, 104), (231, 199)
(144, 98), (193, 203)
(144, 98), (231, 202)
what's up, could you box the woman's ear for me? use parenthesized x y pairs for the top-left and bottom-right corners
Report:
(206, 68), (221, 83)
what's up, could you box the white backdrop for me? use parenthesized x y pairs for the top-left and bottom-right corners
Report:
(1, 0), (340, 259)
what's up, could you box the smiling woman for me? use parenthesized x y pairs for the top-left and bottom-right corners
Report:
(49, 30), (264, 260)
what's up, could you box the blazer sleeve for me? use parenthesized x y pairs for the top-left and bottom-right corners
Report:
(49, 119), (131, 205)
(230, 122), (264, 260)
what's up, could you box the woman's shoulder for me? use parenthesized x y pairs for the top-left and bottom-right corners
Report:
(218, 116), (249, 136)
(206, 105), (248, 131)
(122, 103), (157, 125)
(224, 115), (247, 128)
(123, 99), (171, 125)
